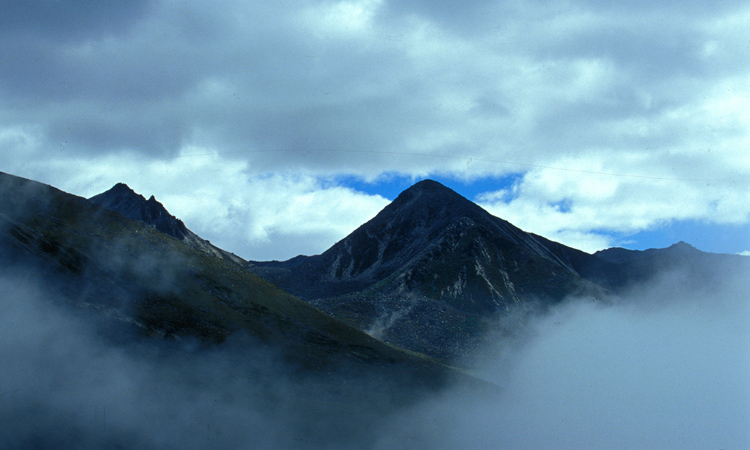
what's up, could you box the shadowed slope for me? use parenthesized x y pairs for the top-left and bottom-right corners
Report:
(253, 180), (602, 358)
(90, 183), (249, 267)
(0, 171), (460, 381)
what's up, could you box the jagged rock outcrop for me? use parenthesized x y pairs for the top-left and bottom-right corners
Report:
(90, 183), (189, 239)
(90, 183), (248, 267)
(0, 171), (458, 377)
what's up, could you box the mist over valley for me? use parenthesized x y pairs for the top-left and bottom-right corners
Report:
(1, 171), (748, 449)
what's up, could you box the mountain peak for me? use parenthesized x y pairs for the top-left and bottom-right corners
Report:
(407, 178), (450, 192)
(111, 182), (135, 191)
(256, 177), (595, 358)
(90, 183), (250, 267)
(385, 179), (479, 223)
(663, 241), (700, 256)
(90, 184), (188, 240)
(394, 179), (462, 202)
(101, 182), (143, 200)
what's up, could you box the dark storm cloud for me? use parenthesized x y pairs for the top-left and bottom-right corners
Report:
(2, 0), (748, 168)
(0, 0), (494, 161)
(2, 0), (417, 158)
(0, 0), (152, 42)
(377, 0), (512, 34)
(0, 0), (199, 155)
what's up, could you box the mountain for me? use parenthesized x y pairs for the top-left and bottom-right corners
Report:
(70, 176), (747, 363)
(590, 240), (747, 292)
(252, 180), (605, 358)
(257, 180), (603, 304)
(252, 179), (750, 359)
(90, 183), (248, 267)
(0, 171), (458, 381)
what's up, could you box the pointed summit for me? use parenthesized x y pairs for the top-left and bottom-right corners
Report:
(395, 179), (458, 199)
(110, 182), (136, 194)
(384, 179), (480, 221)
(90, 184), (250, 267)
(668, 241), (698, 252)
(314, 178), (561, 286)
(90, 184), (188, 240)
(262, 178), (580, 300)
(315, 179), (494, 286)
(252, 178), (597, 358)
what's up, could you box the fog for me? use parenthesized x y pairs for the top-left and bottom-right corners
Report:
(1, 266), (748, 449)
(378, 269), (750, 449)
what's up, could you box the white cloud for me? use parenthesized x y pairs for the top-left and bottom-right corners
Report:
(2, 0), (750, 256)
(305, 0), (383, 36)
(3, 149), (388, 260)
(162, 171), (389, 260)
(375, 269), (750, 449)
(476, 149), (750, 252)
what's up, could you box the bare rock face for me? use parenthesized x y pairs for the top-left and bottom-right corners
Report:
(252, 180), (602, 359)
(90, 184), (248, 267)
(91, 183), (189, 238)
(86, 177), (747, 362)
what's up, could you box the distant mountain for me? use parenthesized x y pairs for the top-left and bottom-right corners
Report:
(589, 241), (747, 292)
(90, 183), (189, 239)
(34, 173), (746, 364)
(0, 171), (456, 380)
(252, 180), (604, 358)
(253, 180), (750, 359)
(90, 183), (248, 267)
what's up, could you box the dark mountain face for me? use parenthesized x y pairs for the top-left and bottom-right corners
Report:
(252, 179), (749, 360)
(0, 171), (455, 379)
(338, 181), (593, 306)
(90, 183), (189, 240)
(589, 241), (746, 293)
(90, 183), (249, 267)
(258, 180), (591, 302)
(253, 180), (603, 358)
(26, 173), (744, 365)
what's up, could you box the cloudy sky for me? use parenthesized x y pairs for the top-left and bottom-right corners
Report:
(2, 0), (749, 261)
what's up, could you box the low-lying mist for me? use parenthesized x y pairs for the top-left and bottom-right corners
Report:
(1, 266), (748, 449)
(381, 268), (750, 449)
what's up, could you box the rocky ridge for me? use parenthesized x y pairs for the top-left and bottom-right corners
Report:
(252, 180), (604, 358)
(90, 183), (248, 267)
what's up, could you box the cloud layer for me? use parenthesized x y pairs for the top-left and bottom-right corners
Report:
(2, 0), (749, 258)
(2, 258), (748, 449)
(378, 268), (750, 449)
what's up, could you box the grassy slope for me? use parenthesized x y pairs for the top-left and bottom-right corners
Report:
(0, 171), (455, 376)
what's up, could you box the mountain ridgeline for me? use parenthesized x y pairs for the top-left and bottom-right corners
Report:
(0, 171), (458, 386)
(249, 180), (747, 358)
(90, 183), (250, 267)
(2, 171), (745, 364)
(252, 180), (605, 357)
(255, 180), (596, 304)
